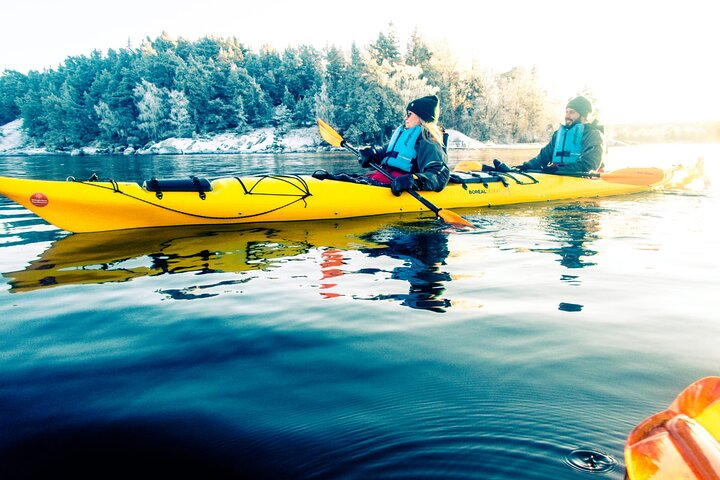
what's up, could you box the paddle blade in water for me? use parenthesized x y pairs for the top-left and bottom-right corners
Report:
(317, 118), (344, 148)
(602, 168), (665, 186)
(438, 209), (475, 228)
(625, 376), (720, 480)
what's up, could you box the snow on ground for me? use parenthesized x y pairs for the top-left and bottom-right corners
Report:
(445, 129), (486, 149)
(0, 120), (23, 151)
(0, 119), (50, 155)
(278, 126), (324, 151)
(139, 128), (281, 155)
(1, 119), (499, 156)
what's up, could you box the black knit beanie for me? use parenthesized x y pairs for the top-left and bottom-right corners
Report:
(407, 95), (439, 123)
(566, 96), (592, 118)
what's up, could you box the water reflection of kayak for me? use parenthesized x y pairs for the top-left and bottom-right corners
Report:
(0, 161), (699, 233)
(4, 216), (403, 293)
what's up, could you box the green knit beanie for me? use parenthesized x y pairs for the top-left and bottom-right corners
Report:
(566, 96), (592, 118)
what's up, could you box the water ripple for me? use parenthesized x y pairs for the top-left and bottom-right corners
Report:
(2, 148), (719, 479)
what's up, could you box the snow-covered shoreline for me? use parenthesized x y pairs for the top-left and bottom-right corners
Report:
(0, 119), (492, 156)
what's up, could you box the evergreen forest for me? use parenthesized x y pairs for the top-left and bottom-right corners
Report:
(0, 29), (558, 151)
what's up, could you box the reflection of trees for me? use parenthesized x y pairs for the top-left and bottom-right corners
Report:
(363, 229), (451, 313)
(536, 202), (601, 274)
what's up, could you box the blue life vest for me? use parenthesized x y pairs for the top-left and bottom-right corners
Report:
(551, 123), (585, 165)
(382, 125), (422, 172)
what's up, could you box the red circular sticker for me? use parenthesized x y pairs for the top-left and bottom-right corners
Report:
(30, 192), (49, 207)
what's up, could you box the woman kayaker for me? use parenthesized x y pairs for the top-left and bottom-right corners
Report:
(358, 94), (450, 195)
(517, 95), (605, 174)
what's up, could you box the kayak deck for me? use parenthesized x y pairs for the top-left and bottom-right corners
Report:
(0, 166), (675, 233)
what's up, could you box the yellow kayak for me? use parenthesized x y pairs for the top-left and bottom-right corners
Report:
(625, 376), (720, 480)
(0, 164), (686, 233)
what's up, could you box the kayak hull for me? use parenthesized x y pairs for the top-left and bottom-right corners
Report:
(0, 170), (667, 233)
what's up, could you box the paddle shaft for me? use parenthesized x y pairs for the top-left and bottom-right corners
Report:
(524, 169), (600, 178)
(341, 140), (442, 215)
(523, 168), (664, 186)
(317, 118), (473, 227)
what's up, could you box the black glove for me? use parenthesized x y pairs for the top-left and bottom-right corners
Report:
(358, 146), (383, 168)
(390, 174), (415, 196)
(492, 159), (512, 173)
(541, 164), (559, 174)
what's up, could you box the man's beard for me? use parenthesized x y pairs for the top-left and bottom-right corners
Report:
(565, 117), (581, 127)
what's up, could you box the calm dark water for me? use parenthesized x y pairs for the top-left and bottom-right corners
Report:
(1, 146), (718, 479)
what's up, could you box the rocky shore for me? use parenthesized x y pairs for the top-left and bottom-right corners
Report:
(0, 120), (487, 156)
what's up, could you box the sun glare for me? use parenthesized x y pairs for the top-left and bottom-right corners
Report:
(2, 0), (718, 126)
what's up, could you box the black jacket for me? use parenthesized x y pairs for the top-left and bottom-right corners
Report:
(411, 138), (450, 192)
(523, 122), (605, 173)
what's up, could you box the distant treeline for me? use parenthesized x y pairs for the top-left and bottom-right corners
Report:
(610, 122), (720, 144)
(0, 29), (558, 150)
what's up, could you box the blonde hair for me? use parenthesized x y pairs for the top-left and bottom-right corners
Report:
(421, 120), (444, 147)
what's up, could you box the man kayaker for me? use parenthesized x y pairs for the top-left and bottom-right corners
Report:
(358, 94), (450, 195)
(517, 95), (605, 174)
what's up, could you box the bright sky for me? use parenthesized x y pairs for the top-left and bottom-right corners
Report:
(2, 0), (718, 125)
